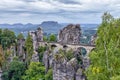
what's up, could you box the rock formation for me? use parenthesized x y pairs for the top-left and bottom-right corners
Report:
(58, 24), (81, 44)
(29, 27), (43, 62)
(31, 53), (39, 62)
(36, 27), (43, 42)
(53, 56), (84, 80)
(29, 27), (43, 51)
(42, 46), (87, 80)
(90, 34), (97, 45)
(0, 68), (2, 80)
(43, 50), (50, 73)
(17, 39), (25, 61)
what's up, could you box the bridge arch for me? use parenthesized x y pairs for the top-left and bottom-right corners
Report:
(77, 47), (87, 57)
(51, 44), (57, 48)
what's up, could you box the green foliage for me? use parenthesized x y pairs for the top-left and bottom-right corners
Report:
(111, 76), (120, 80)
(13, 56), (19, 61)
(17, 33), (24, 40)
(45, 69), (53, 80)
(55, 49), (74, 61)
(43, 36), (48, 41)
(22, 62), (45, 80)
(2, 60), (25, 80)
(0, 29), (16, 49)
(86, 12), (120, 80)
(65, 49), (74, 60)
(49, 34), (56, 42)
(37, 46), (46, 53)
(25, 34), (33, 65)
(37, 46), (46, 62)
(0, 45), (4, 67)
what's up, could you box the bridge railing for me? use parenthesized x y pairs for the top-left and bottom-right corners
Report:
(38, 41), (95, 47)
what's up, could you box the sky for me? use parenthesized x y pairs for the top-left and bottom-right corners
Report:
(0, 0), (120, 24)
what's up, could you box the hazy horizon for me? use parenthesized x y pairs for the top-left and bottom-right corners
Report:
(0, 21), (100, 25)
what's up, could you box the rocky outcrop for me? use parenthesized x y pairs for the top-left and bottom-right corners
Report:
(28, 25), (90, 80)
(43, 50), (50, 73)
(90, 34), (97, 45)
(31, 53), (39, 62)
(29, 27), (44, 64)
(53, 57), (80, 80)
(0, 68), (2, 80)
(58, 24), (81, 44)
(17, 39), (25, 61)
(41, 44), (88, 80)
(36, 27), (43, 42)
(29, 27), (43, 52)
(29, 27), (43, 62)
(82, 57), (90, 70)
(76, 68), (85, 80)
(51, 47), (89, 80)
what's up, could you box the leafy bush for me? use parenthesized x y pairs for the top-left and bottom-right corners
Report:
(45, 69), (53, 80)
(49, 34), (56, 42)
(2, 60), (25, 80)
(22, 62), (45, 80)
(17, 33), (24, 40)
(37, 46), (46, 62)
(43, 36), (48, 41)
(0, 29), (16, 49)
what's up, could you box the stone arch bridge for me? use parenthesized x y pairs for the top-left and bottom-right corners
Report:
(38, 41), (95, 56)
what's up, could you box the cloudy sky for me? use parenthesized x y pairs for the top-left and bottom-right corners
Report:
(0, 0), (120, 24)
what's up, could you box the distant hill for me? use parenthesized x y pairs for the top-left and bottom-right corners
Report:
(40, 21), (62, 27)
(0, 21), (99, 37)
(0, 23), (38, 29)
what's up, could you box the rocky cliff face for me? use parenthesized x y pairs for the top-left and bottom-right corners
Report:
(29, 27), (43, 62)
(90, 34), (97, 45)
(53, 58), (78, 80)
(29, 27), (43, 51)
(0, 69), (2, 80)
(58, 24), (81, 44)
(42, 46), (87, 80)
(17, 39), (25, 61)
(28, 25), (89, 80)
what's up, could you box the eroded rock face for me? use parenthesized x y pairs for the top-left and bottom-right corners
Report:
(76, 68), (85, 80)
(43, 50), (50, 73)
(53, 56), (67, 80)
(29, 27), (43, 52)
(29, 27), (43, 63)
(58, 24), (81, 44)
(31, 53), (39, 62)
(82, 57), (90, 70)
(36, 27), (43, 42)
(0, 68), (2, 80)
(52, 48), (88, 80)
(17, 39), (25, 60)
(90, 34), (97, 45)
(53, 57), (79, 80)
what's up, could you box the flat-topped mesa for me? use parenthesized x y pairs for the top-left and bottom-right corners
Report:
(58, 24), (81, 44)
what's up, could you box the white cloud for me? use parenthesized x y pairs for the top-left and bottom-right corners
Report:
(0, 0), (120, 23)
